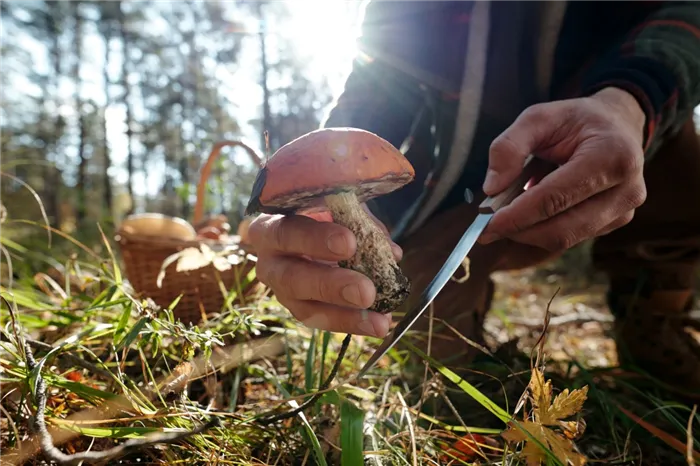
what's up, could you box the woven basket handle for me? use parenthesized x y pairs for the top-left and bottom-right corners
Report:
(193, 140), (264, 226)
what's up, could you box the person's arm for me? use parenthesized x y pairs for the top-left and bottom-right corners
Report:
(578, 1), (700, 155)
(321, 1), (428, 149)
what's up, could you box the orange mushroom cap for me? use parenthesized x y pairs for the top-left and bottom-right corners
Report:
(245, 127), (415, 215)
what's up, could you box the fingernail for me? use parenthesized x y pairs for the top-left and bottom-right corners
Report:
(483, 169), (498, 193)
(357, 312), (379, 336)
(326, 233), (348, 256)
(342, 283), (365, 307)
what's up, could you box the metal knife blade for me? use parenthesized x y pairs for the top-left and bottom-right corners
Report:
(355, 154), (553, 379)
(356, 212), (492, 379)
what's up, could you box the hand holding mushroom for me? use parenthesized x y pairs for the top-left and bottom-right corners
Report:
(245, 128), (414, 338)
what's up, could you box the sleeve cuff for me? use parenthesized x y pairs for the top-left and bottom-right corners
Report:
(579, 55), (679, 151)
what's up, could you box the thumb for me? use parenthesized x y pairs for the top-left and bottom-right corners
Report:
(482, 104), (559, 196)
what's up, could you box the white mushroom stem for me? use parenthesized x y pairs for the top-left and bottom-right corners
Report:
(324, 191), (410, 314)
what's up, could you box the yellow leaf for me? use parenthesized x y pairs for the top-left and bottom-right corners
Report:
(502, 421), (548, 466)
(542, 426), (587, 466)
(529, 368), (553, 422)
(522, 440), (549, 466)
(559, 419), (587, 440)
(501, 423), (528, 443)
(502, 369), (589, 465)
(547, 386), (589, 424)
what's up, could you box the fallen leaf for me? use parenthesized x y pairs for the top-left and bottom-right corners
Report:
(502, 421), (548, 466)
(176, 246), (215, 272)
(502, 368), (589, 465)
(212, 255), (233, 271)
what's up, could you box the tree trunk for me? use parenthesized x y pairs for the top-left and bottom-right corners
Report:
(72, 1), (87, 225)
(102, 20), (114, 222)
(117, 1), (135, 201)
(46, 2), (64, 227)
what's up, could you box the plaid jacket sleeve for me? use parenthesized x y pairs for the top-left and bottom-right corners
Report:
(579, 1), (700, 155)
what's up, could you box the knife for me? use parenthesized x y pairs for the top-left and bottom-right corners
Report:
(356, 154), (553, 379)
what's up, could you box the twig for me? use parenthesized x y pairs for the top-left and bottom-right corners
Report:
(23, 340), (221, 465)
(505, 308), (613, 328)
(257, 333), (352, 425)
(530, 287), (558, 371)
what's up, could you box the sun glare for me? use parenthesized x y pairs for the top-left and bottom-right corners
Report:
(281, 0), (363, 94)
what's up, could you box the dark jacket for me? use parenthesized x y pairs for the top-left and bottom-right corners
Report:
(322, 1), (700, 241)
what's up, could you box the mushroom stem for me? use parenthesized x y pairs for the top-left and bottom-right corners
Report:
(324, 191), (410, 314)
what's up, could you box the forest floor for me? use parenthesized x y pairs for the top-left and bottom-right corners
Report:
(1, 221), (699, 466)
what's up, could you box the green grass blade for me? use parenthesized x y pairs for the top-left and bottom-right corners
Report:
(296, 407), (328, 466)
(0, 235), (28, 253)
(43, 377), (120, 403)
(403, 340), (511, 424)
(55, 424), (163, 439)
(0, 288), (53, 311)
(265, 371), (328, 466)
(340, 398), (365, 466)
(305, 329), (317, 393)
(115, 317), (148, 351)
(113, 303), (133, 344)
(319, 330), (331, 384)
(97, 223), (122, 284)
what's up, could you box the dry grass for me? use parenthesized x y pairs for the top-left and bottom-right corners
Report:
(1, 215), (699, 465)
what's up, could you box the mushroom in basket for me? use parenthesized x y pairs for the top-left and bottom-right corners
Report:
(245, 127), (415, 314)
(194, 214), (231, 240)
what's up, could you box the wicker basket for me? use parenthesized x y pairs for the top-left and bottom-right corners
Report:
(115, 140), (263, 324)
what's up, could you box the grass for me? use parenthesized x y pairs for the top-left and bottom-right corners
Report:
(1, 210), (700, 464)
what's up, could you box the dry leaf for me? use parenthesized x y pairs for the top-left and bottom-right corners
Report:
(212, 255), (233, 271)
(176, 245), (215, 272)
(442, 433), (498, 462)
(502, 367), (588, 466)
(502, 421), (548, 466)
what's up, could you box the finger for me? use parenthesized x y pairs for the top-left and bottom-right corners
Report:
(481, 143), (643, 243)
(483, 102), (573, 195)
(503, 182), (646, 252)
(248, 214), (356, 261)
(276, 296), (393, 337)
(256, 254), (376, 309)
(596, 210), (635, 237)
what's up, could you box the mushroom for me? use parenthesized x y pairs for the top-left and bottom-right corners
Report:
(194, 214), (231, 235)
(245, 127), (415, 314)
(120, 213), (197, 240)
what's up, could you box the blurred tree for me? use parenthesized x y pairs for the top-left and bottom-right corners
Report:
(71, 1), (88, 225)
(96, 1), (120, 223)
(117, 0), (136, 202)
(1, 0), (333, 241)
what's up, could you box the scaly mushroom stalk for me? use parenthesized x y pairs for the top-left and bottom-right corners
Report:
(324, 191), (410, 313)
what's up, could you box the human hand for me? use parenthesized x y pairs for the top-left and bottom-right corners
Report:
(479, 87), (648, 252)
(248, 206), (402, 337)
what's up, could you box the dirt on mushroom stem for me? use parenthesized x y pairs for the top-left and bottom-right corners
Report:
(324, 190), (410, 314)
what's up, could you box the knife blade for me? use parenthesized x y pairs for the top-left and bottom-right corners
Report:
(356, 154), (552, 379)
